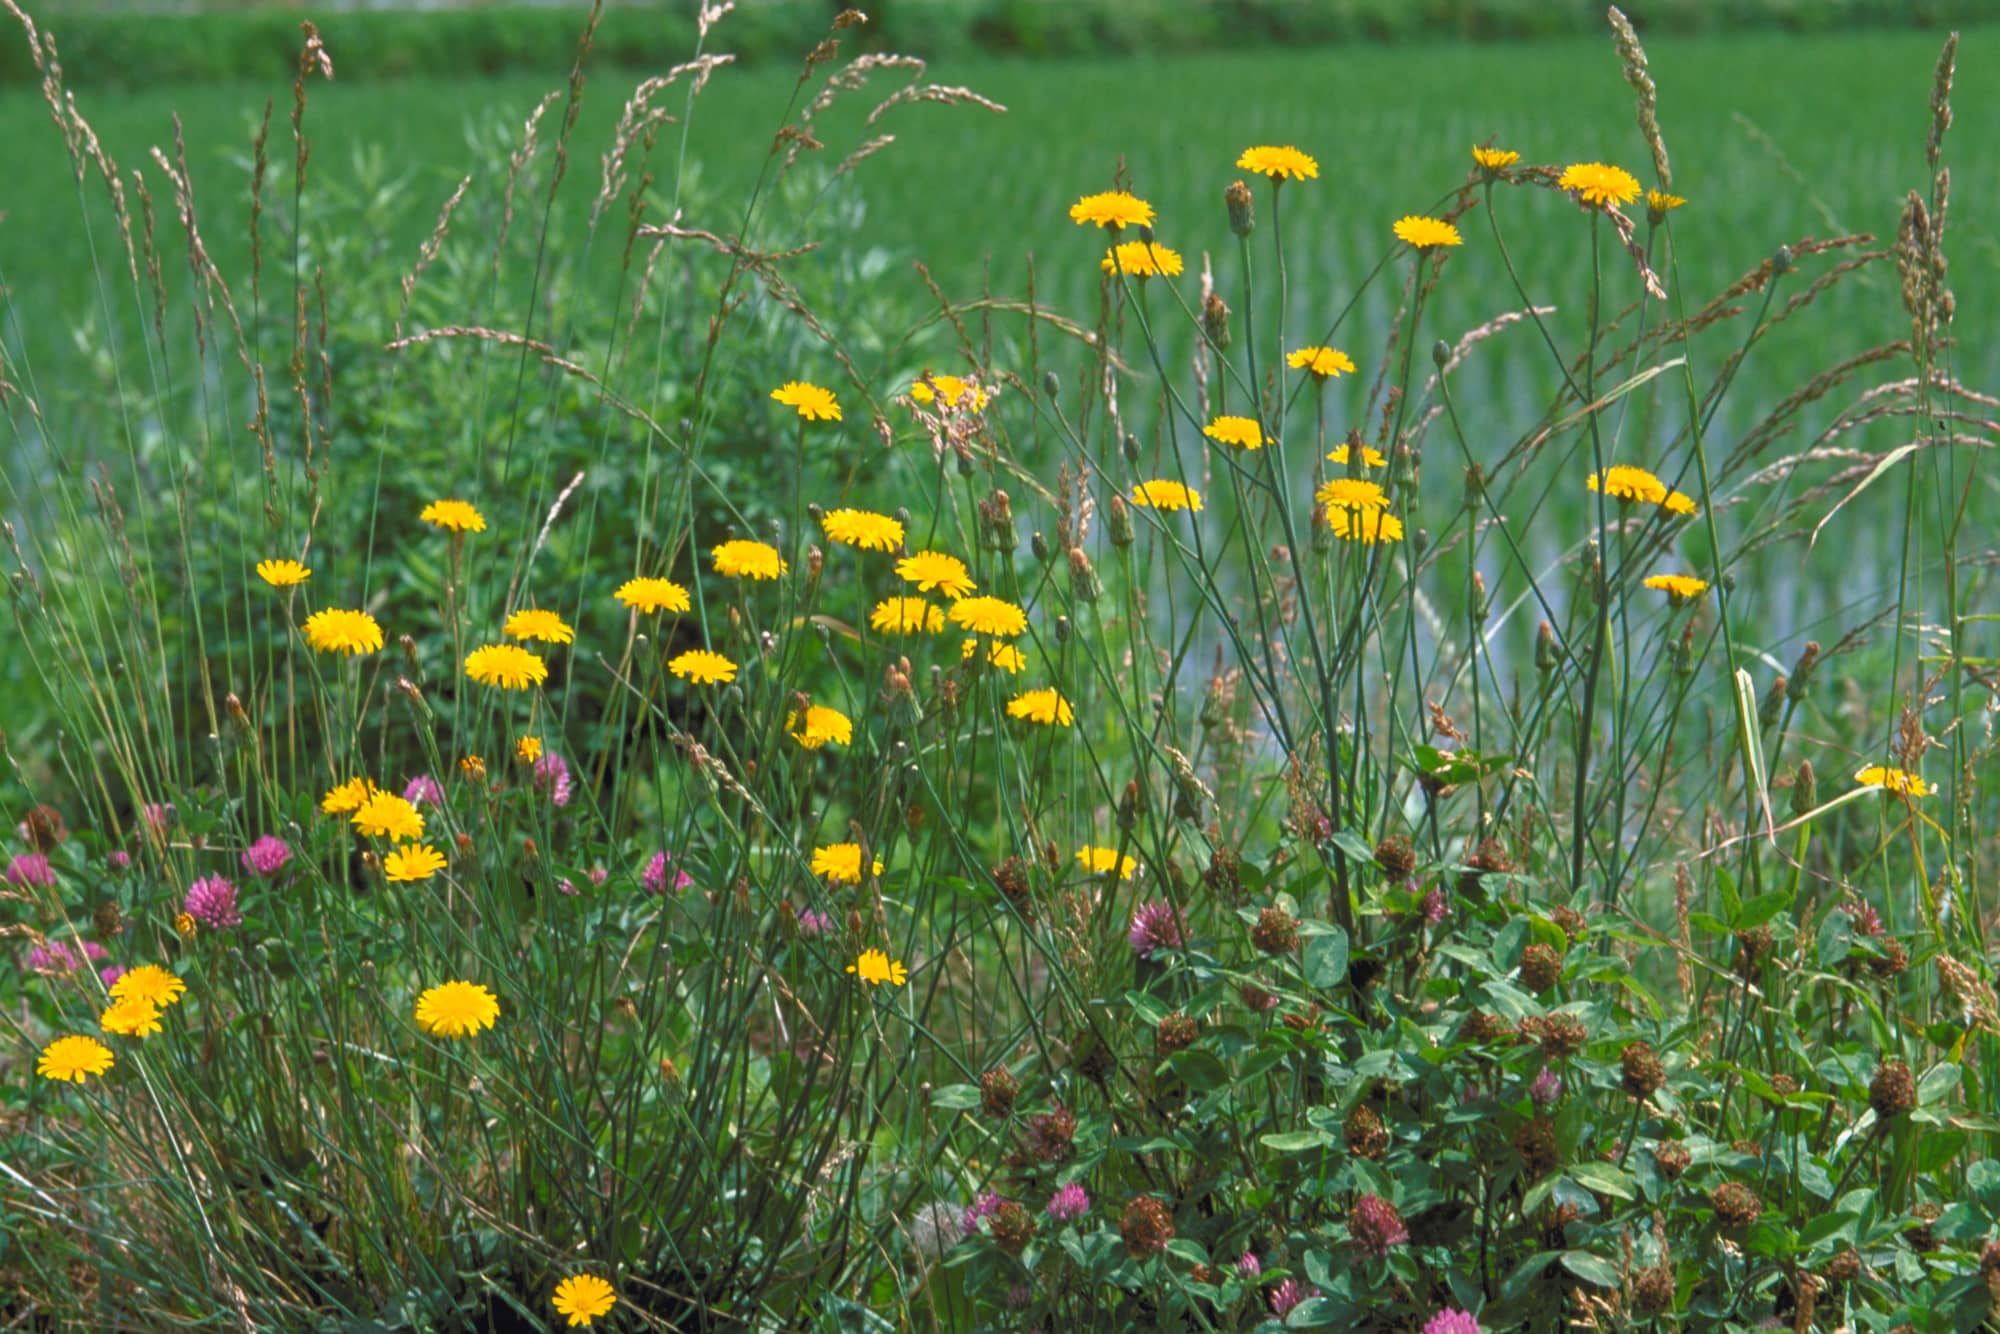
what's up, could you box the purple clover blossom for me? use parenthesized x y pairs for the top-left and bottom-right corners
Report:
(108, 850), (132, 872)
(141, 803), (175, 836)
(100, 964), (127, 987)
(797, 908), (835, 938)
(241, 835), (292, 877)
(184, 874), (243, 930)
(1422, 886), (1448, 924)
(1422, 1309), (1483, 1334)
(588, 866), (608, 886)
(533, 752), (574, 807)
(1270, 1278), (1318, 1318)
(1127, 899), (1182, 959)
(6, 853), (55, 888)
(1234, 1251), (1261, 1279)
(1530, 1066), (1564, 1108)
(403, 775), (444, 808)
(642, 851), (693, 896)
(962, 1191), (1002, 1233)
(24, 940), (77, 972)
(1348, 1193), (1409, 1259)
(557, 877), (580, 896)
(81, 940), (107, 963)
(1045, 1183), (1089, 1222)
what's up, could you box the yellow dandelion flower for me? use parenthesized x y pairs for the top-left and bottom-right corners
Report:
(615, 577), (691, 614)
(552, 1275), (617, 1329)
(352, 791), (425, 842)
(1237, 145), (1318, 182)
(460, 755), (487, 780)
(464, 643), (549, 691)
(1101, 241), (1184, 278)
(846, 948), (908, 986)
(1664, 490), (1699, 517)
(419, 499), (486, 533)
(821, 508), (905, 552)
(909, 374), (988, 412)
(1328, 444), (1387, 467)
(302, 608), (384, 656)
(1588, 465), (1668, 506)
(36, 1034), (114, 1083)
(1473, 146), (1521, 171)
(384, 843), (447, 882)
(321, 778), (377, 815)
(173, 912), (197, 940)
(668, 649), (737, 684)
(99, 997), (164, 1038)
(949, 596), (1028, 638)
(503, 608), (574, 644)
(1643, 573), (1710, 605)
(255, 558), (311, 587)
(1288, 346), (1356, 379)
(413, 980), (500, 1038)
(1558, 161), (1642, 208)
(1647, 189), (1687, 215)
(1076, 846), (1136, 879)
(1315, 478), (1390, 511)
(1394, 215), (1463, 249)
(788, 704), (853, 749)
(771, 381), (842, 422)
(1006, 688), (1074, 727)
(897, 551), (976, 599)
(110, 964), (186, 1009)
(812, 843), (882, 884)
(1327, 507), (1405, 544)
(1131, 479), (1202, 513)
(871, 597), (945, 635)
(1855, 765), (1930, 797)
(1203, 415), (1264, 450)
(1069, 190), (1154, 230)
(516, 735), (543, 762)
(713, 540), (788, 580)
(961, 638), (1028, 674)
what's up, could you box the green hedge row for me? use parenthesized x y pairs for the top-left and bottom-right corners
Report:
(5, 0), (1992, 88)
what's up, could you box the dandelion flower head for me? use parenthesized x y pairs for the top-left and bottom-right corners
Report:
(321, 777), (377, 814)
(414, 980), (501, 1038)
(1588, 465), (1668, 506)
(909, 374), (987, 412)
(503, 608), (574, 644)
(111, 964), (186, 1009)
(515, 735), (542, 763)
(99, 997), (163, 1038)
(1472, 146), (1520, 171)
(1327, 507), (1405, 544)
(37, 1034), (114, 1083)
(771, 381), (842, 422)
(812, 842), (881, 884)
(1131, 480), (1202, 513)
(962, 638), (1028, 674)
(668, 649), (737, 684)
(464, 643), (549, 691)
(303, 609), (384, 656)
(949, 596), (1028, 638)
(1102, 241), (1184, 278)
(713, 540), (788, 581)
(1316, 478), (1390, 512)
(419, 499), (485, 533)
(1288, 346), (1357, 379)
(847, 948), (909, 986)
(1203, 415), (1264, 450)
(871, 596), (944, 635)
(615, 577), (690, 614)
(256, 558), (310, 587)
(1855, 765), (1930, 797)
(1076, 846), (1136, 879)
(1237, 145), (1318, 181)
(1647, 189), (1687, 214)
(1069, 190), (1154, 230)
(1006, 688), (1074, 727)
(821, 508), (905, 552)
(788, 704), (854, 749)
(1394, 215), (1463, 249)
(1328, 443), (1388, 467)
(552, 1275), (617, 1329)
(1558, 161), (1642, 208)
(897, 551), (976, 599)
(1643, 573), (1710, 605)
(352, 791), (425, 842)
(1664, 490), (1699, 517)
(385, 843), (447, 882)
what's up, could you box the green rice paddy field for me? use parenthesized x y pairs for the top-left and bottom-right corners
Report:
(0, 25), (1992, 647)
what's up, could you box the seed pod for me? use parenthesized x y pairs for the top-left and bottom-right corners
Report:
(1224, 180), (1254, 237)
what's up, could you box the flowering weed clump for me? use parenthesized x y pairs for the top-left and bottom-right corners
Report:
(0, 4), (1996, 1331)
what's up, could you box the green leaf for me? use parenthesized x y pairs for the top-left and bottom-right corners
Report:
(1918, 1062), (1961, 1106)
(1560, 1251), (1621, 1288)
(1302, 927), (1349, 990)
(1259, 1129), (1333, 1153)
(1734, 889), (1792, 931)
(1567, 1161), (1636, 1201)
(927, 1083), (981, 1111)
(1741, 1219), (1797, 1259)
(1798, 1210), (1858, 1250)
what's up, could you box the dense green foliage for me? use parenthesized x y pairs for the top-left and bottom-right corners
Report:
(1, 4), (1997, 1332)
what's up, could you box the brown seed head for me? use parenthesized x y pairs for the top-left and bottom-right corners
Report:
(1621, 1040), (1666, 1100)
(1119, 1195), (1175, 1258)
(1711, 1182), (1761, 1231)
(979, 1067), (1018, 1119)
(1156, 1011), (1199, 1055)
(1344, 1102), (1388, 1160)
(1653, 1141), (1692, 1179)
(1251, 906), (1299, 955)
(1373, 834), (1416, 881)
(1520, 943), (1563, 993)
(1869, 1059), (1916, 1120)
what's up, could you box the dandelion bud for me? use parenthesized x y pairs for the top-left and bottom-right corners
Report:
(1431, 338), (1451, 369)
(1791, 760), (1817, 817)
(720, 683), (744, 713)
(955, 449), (975, 477)
(1043, 370), (1061, 399)
(1786, 641), (1821, 702)
(1118, 779), (1141, 831)
(522, 837), (539, 864)
(359, 850), (380, 875)
(1412, 527), (1430, 559)
(1391, 443), (1418, 490)
(1225, 179), (1254, 237)
(1471, 571), (1489, 622)
(808, 546), (825, 578)
(1031, 531), (1052, 562)
(455, 833), (474, 855)
(1463, 464), (1485, 509)
(1535, 620), (1559, 675)
(1202, 292), (1231, 349)
(400, 634), (419, 673)
(1199, 674), (1233, 731)
(980, 489), (1015, 551)
(1671, 623), (1696, 678)
(1759, 675), (1787, 731)
(1122, 433), (1141, 464)
(1772, 244), (1794, 275)
(1067, 547), (1101, 603)
(1055, 614), (1071, 644)
(1108, 495), (1134, 548)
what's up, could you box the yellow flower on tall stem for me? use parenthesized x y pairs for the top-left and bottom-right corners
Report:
(551, 1275), (617, 1328)
(1202, 416), (1264, 450)
(821, 508), (904, 552)
(909, 374), (987, 411)
(352, 791), (425, 842)
(1068, 191), (1154, 230)
(1326, 508), (1405, 544)
(771, 381), (842, 422)
(464, 643), (549, 690)
(321, 778), (377, 814)
(503, 608), (574, 644)
(110, 965), (186, 1009)
(846, 948), (909, 986)
(1393, 215), (1463, 249)
(302, 609), (383, 656)
(419, 499), (486, 533)
(788, 705), (853, 749)
(1558, 161), (1642, 208)
(949, 596), (1028, 638)
(871, 597), (944, 635)
(897, 551), (976, 599)
(1643, 574), (1710, 606)
(1101, 241), (1184, 278)
(414, 980), (500, 1038)
(256, 558), (311, 587)
(1131, 480), (1202, 513)
(384, 843), (447, 882)
(1288, 346), (1356, 379)
(615, 577), (690, 614)
(36, 1034), (114, 1083)
(1006, 688), (1075, 727)
(1237, 145), (1318, 182)
(99, 997), (164, 1038)
(713, 540), (788, 580)
(1855, 765), (1929, 797)
(668, 649), (736, 684)
(1076, 846), (1136, 879)
(812, 843), (881, 884)
(1472, 145), (1520, 171)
